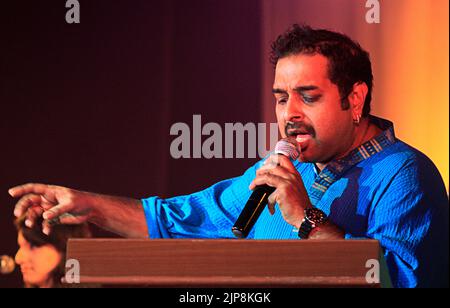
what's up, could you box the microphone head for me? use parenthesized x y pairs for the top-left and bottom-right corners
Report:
(0, 255), (16, 275)
(274, 138), (300, 160)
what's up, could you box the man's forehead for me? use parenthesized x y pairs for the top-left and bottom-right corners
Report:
(273, 53), (330, 90)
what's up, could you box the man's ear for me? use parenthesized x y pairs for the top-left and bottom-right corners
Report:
(348, 82), (368, 116)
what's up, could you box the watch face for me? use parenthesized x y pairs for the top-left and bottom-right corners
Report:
(305, 208), (328, 225)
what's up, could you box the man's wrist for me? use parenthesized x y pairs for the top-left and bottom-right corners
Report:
(294, 216), (304, 230)
(297, 207), (329, 239)
(293, 203), (313, 229)
(308, 221), (345, 240)
(296, 207), (345, 239)
(80, 191), (102, 223)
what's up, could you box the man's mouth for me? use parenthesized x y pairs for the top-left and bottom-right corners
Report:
(286, 129), (310, 136)
(284, 122), (315, 151)
(286, 130), (313, 149)
(294, 134), (312, 148)
(294, 134), (312, 141)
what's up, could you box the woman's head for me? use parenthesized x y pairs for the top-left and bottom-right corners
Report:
(14, 214), (90, 288)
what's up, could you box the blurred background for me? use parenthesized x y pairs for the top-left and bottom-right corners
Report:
(1, 0), (448, 287)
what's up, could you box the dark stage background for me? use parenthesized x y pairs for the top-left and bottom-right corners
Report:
(2, 0), (448, 288)
(0, 0), (262, 287)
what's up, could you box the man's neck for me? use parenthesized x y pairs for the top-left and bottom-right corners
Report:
(315, 117), (383, 172)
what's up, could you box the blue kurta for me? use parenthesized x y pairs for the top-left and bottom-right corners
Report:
(142, 116), (449, 288)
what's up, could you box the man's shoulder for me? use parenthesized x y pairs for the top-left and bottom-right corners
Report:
(369, 139), (446, 194)
(382, 139), (440, 170)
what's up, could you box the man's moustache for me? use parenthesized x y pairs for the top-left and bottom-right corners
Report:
(285, 122), (315, 137)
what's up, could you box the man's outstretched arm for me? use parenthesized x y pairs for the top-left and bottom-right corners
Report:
(8, 183), (148, 238)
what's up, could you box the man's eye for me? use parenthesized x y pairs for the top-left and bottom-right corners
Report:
(277, 98), (288, 105)
(302, 95), (320, 103)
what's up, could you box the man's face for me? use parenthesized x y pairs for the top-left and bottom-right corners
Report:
(273, 53), (355, 164)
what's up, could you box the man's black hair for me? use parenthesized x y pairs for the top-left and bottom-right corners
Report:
(270, 24), (373, 116)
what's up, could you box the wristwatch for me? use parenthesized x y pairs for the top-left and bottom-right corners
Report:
(298, 207), (328, 239)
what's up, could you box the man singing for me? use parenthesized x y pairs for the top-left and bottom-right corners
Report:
(9, 25), (449, 288)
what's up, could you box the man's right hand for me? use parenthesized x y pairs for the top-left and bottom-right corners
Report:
(9, 183), (148, 238)
(9, 183), (94, 235)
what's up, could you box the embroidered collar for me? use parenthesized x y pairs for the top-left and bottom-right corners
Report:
(309, 116), (397, 205)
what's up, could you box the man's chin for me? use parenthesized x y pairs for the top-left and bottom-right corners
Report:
(298, 148), (322, 164)
(298, 152), (313, 163)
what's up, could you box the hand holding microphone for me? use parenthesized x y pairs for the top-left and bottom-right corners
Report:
(232, 138), (306, 238)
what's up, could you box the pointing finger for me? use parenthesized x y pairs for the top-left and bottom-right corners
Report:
(14, 194), (42, 218)
(9, 183), (57, 203)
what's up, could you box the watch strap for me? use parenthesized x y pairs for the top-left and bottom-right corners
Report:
(298, 218), (314, 239)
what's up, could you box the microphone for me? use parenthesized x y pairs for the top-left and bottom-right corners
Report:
(232, 138), (300, 238)
(0, 255), (16, 275)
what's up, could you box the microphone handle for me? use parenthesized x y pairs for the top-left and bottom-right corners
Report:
(231, 185), (275, 238)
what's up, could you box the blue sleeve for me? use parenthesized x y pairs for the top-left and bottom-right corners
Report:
(141, 160), (264, 239)
(355, 156), (449, 288)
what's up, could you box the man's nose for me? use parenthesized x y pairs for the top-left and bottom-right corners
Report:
(283, 97), (304, 123)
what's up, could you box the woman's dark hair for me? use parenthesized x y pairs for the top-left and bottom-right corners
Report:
(15, 214), (91, 287)
(270, 24), (373, 117)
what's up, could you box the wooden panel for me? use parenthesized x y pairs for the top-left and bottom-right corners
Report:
(66, 239), (381, 287)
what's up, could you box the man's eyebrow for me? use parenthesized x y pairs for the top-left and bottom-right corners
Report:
(272, 88), (287, 94)
(272, 85), (320, 94)
(294, 85), (319, 92)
